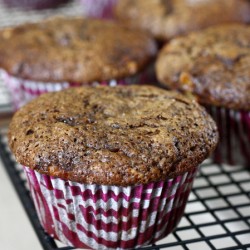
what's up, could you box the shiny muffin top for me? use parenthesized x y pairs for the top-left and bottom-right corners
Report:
(9, 86), (218, 186)
(156, 24), (250, 110)
(115, 0), (250, 41)
(0, 17), (157, 83)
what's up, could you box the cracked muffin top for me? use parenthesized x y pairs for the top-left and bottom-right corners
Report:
(115, 0), (250, 41)
(0, 17), (157, 83)
(156, 24), (250, 110)
(9, 86), (218, 186)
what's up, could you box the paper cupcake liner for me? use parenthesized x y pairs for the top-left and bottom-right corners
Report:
(206, 105), (250, 166)
(81, 0), (118, 19)
(23, 166), (198, 250)
(0, 68), (151, 110)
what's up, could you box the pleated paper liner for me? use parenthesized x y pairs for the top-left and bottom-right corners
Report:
(24, 166), (198, 250)
(205, 105), (249, 167)
(1, 66), (155, 110)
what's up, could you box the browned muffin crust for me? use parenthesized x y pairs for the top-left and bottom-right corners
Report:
(115, 0), (250, 41)
(156, 24), (250, 110)
(8, 86), (218, 186)
(0, 17), (157, 83)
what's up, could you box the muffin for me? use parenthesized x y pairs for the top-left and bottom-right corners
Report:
(8, 85), (218, 249)
(115, 0), (250, 41)
(81, 0), (118, 19)
(156, 23), (250, 166)
(0, 17), (157, 109)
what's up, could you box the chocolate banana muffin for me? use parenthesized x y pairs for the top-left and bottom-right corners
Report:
(8, 85), (218, 249)
(9, 85), (218, 185)
(115, 0), (250, 41)
(0, 17), (157, 109)
(156, 23), (250, 166)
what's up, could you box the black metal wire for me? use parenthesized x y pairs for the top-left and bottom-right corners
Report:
(1, 132), (250, 250)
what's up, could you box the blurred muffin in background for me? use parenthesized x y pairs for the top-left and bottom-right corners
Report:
(156, 23), (250, 166)
(0, 17), (157, 109)
(115, 0), (250, 41)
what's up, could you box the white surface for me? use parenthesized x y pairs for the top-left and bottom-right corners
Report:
(0, 77), (13, 113)
(0, 158), (42, 250)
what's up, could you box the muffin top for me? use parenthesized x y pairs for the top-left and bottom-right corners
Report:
(156, 24), (250, 110)
(0, 17), (157, 83)
(115, 0), (250, 41)
(9, 86), (218, 186)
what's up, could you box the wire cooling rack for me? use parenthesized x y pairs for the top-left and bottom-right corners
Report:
(1, 130), (250, 250)
(0, 1), (250, 249)
(0, 0), (83, 27)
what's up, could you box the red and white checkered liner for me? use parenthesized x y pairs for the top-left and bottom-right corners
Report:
(24, 167), (198, 250)
(206, 105), (250, 167)
(81, 0), (118, 19)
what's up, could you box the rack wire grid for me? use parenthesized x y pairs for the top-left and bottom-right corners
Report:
(0, 1), (250, 250)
